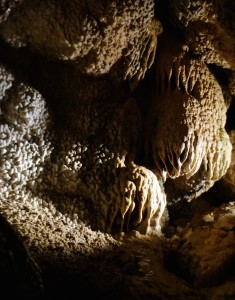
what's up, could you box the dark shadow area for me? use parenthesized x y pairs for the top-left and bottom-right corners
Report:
(226, 96), (235, 130)
(0, 213), (44, 299)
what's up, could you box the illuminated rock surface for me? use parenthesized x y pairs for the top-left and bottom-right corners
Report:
(0, 0), (234, 299)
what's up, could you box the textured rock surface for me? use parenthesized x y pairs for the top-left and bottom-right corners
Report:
(0, 0), (162, 87)
(167, 200), (235, 290)
(0, 0), (234, 299)
(168, 0), (235, 70)
(1, 64), (167, 236)
(145, 33), (231, 183)
(218, 130), (235, 196)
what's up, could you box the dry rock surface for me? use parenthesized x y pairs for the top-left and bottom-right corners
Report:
(0, 0), (234, 299)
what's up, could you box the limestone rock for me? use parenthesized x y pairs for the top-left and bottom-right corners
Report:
(218, 130), (235, 196)
(144, 33), (232, 183)
(0, 1), (235, 299)
(168, 0), (235, 71)
(167, 201), (235, 289)
(0, 0), (162, 87)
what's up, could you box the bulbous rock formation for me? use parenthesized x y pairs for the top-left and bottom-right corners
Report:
(0, 0), (162, 87)
(43, 98), (166, 234)
(0, 1), (234, 298)
(0, 64), (166, 239)
(0, 64), (120, 273)
(0, 65), (52, 197)
(219, 130), (235, 196)
(168, 0), (235, 71)
(145, 34), (232, 185)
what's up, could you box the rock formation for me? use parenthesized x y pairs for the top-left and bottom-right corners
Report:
(0, 0), (234, 299)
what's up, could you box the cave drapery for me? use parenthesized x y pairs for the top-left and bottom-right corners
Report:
(0, 0), (235, 299)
